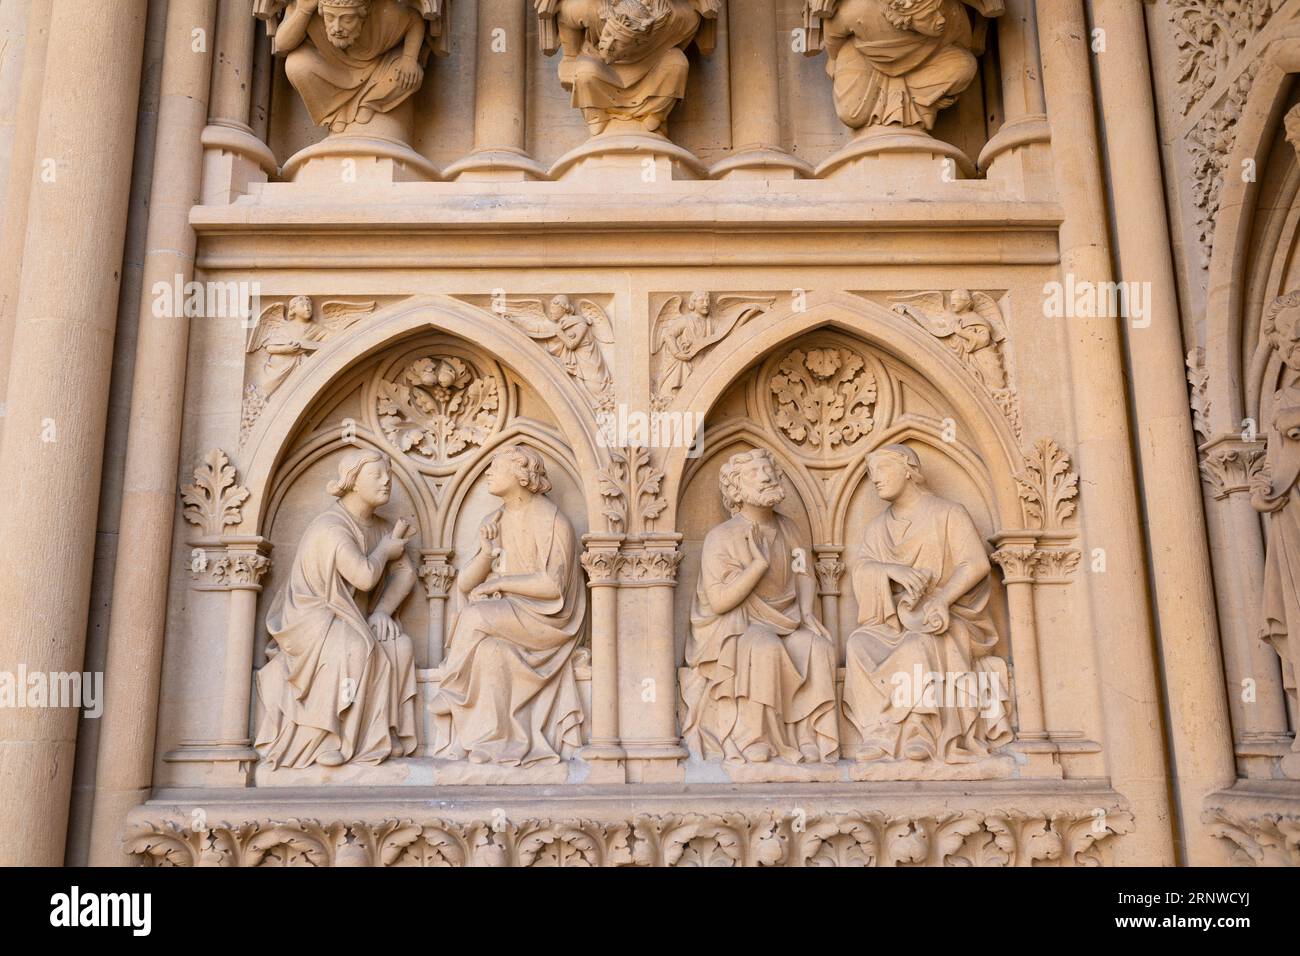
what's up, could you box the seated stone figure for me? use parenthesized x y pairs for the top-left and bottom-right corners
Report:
(271, 0), (436, 135)
(805, 0), (1005, 132)
(843, 444), (1012, 763)
(682, 448), (840, 764)
(432, 446), (586, 766)
(255, 449), (419, 769)
(537, 0), (719, 136)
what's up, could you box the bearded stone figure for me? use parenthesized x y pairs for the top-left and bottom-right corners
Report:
(803, 0), (1004, 133)
(682, 448), (840, 765)
(258, 0), (450, 135)
(432, 446), (586, 766)
(1251, 292), (1300, 777)
(535, 0), (720, 136)
(843, 444), (1011, 764)
(255, 450), (419, 769)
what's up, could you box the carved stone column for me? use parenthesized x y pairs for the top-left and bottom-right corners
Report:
(417, 549), (456, 668)
(201, 0), (276, 204)
(83, 0), (220, 867)
(617, 534), (688, 783)
(580, 533), (626, 782)
(445, 0), (545, 182)
(991, 535), (1055, 778)
(1036, 0), (1177, 864)
(978, 0), (1051, 186)
(1199, 436), (1293, 771)
(1092, 0), (1237, 864)
(711, 0), (812, 180)
(813, 546), (846, 660)
(0, 0), (149, 867)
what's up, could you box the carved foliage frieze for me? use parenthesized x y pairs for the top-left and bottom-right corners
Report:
(127, 807), (1132, 867)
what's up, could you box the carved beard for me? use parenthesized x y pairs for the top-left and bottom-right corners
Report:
(322, 9), (367, 49)
(742, 483), (785, 509)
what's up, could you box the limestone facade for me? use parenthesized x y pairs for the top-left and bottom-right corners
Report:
(0, 0), (1294, 868)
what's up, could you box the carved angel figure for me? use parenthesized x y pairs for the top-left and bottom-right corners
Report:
(247, 296), (376, 400)
(1251, 292), (1300, 776)
(255, 0), (451, 135)
(803, 0), (1004, 132)
(535, 0), (720, 136)
(652, 292), (774, 408)
(499, 295), (616, 411)
(892, 289), (1007, 390)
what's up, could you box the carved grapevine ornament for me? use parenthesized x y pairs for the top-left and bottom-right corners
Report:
(770, 347), (877, 456)
(377, 356), (499, 464)
(180, 450), (249, 536)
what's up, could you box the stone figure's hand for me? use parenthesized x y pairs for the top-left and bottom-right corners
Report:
(381, 519), (415, 559)
(479, 519), (499, 551)
(369, 611), (400, 643)
(890, 565), (930, 605)
(744, 525), (769, 570)
(558, 55), (578, 89)
(470, 580), (502, 602)
(395, 56), (423, 92)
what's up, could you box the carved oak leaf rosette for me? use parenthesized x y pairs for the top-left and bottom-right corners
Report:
(181, 450), (249, 536)
(377, 356), (500, 465)
(770, 347), (877, 459)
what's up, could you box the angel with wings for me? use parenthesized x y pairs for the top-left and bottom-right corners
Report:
(652, 292), (774, 409)
(499, 295), (616, 411)
(247, 295), (376, 399)
(891, 289), (1008, 391)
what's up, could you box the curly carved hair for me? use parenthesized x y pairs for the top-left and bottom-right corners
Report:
(328, 448), (389, 498)
(495, 444), (553, 495)
(1263, 291), (1300, 347)
(719, 448), (785, 515)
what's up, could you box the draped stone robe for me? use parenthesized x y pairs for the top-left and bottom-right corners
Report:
(255, 502), (418, 769)
(570, 0), (702, 122)
(1256, 373), (1300, 710)
(284, 0), (425, 130)
(432, 497), (585, 766)
(843, 492), (1012, 761)
(823, 0), (1003, 130)
(682, 514), (840, 762)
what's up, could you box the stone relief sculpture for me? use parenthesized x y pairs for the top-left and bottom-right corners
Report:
(843, 444), (1012, 763)
(803, 0), (1004, 133)
(892, 289), (1019, 435)
(498, 295), (616, 412)
(376, 355), (501, 464)
(535, 0), (720, 136)
(432, 446), (586, 766)
(241, 296), (375, 443)
(770, 346), (878, 457)
(682, 448), (840, 765)
(256, 0), (451, 135)
(1250, 292), (1300, 778)
(255, 449), (419, 769)
(651, 292), (774, 409)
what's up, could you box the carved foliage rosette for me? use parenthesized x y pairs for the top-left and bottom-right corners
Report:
(369, 345), (509, 474)
(766, 345), (882, 464)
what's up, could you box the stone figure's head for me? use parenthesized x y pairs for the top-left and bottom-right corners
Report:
(720, 448), (786, 514)
(884, 0), (948, 38)
(688, 291), (711, 317)
(486, 444), (553, 498)
(319, 0), (370, 50)
(597, 0), (666, 64)
(949, 288), (973, 313)
(1264, 291), (1300, 371)
(287, 295), (313, 323)
(867, 444), (928, 503)
(329, 448), (393, 507)
(547, 295), (574, 322)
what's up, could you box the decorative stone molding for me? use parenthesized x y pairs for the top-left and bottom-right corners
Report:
(580, 546), (621, 584)
(813, 555), (847, 595)
(770, 346), (878, 457)
(1187, 347), (1211, 445)
(991, 545), (1081, 586)
(1016, 439), (1079, 531)
(126, 806), (1132, 867)
(180, 450), (250, 536)
(191, 547), (272, 592)
(377, 355), (500, 465)
(1205, 809), (1300, 867)
(1168, 0), (1279, 117)
(597, 445), (667, 534)
(417, 552), (456, 599)
(1199, 439), (1266, 500)
(617, 546), (683, 585)
(1187, 61), (1259, 268)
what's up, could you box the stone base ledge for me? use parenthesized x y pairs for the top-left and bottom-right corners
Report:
(125, 782), (1131, 867)
(1204, 782), (1300, 866)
